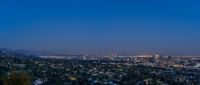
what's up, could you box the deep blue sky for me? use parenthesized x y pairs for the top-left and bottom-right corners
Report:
(0, 0), (200, 55)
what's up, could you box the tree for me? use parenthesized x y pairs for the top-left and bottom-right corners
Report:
(4, 71), (31, 85)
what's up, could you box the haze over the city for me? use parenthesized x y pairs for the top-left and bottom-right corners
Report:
(0, 0), (200, 55)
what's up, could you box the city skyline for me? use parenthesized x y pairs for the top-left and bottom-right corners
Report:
(1, 0), (200, 55)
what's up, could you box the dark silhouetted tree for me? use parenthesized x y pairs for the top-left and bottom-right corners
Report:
(4, 71), (31, 85)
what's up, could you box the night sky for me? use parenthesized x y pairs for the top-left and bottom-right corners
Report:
(0, 0), (200, 55)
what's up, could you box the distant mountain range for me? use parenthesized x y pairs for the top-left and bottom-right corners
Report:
(0, 48), (36, 55)
(0, 48), (70, 57)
